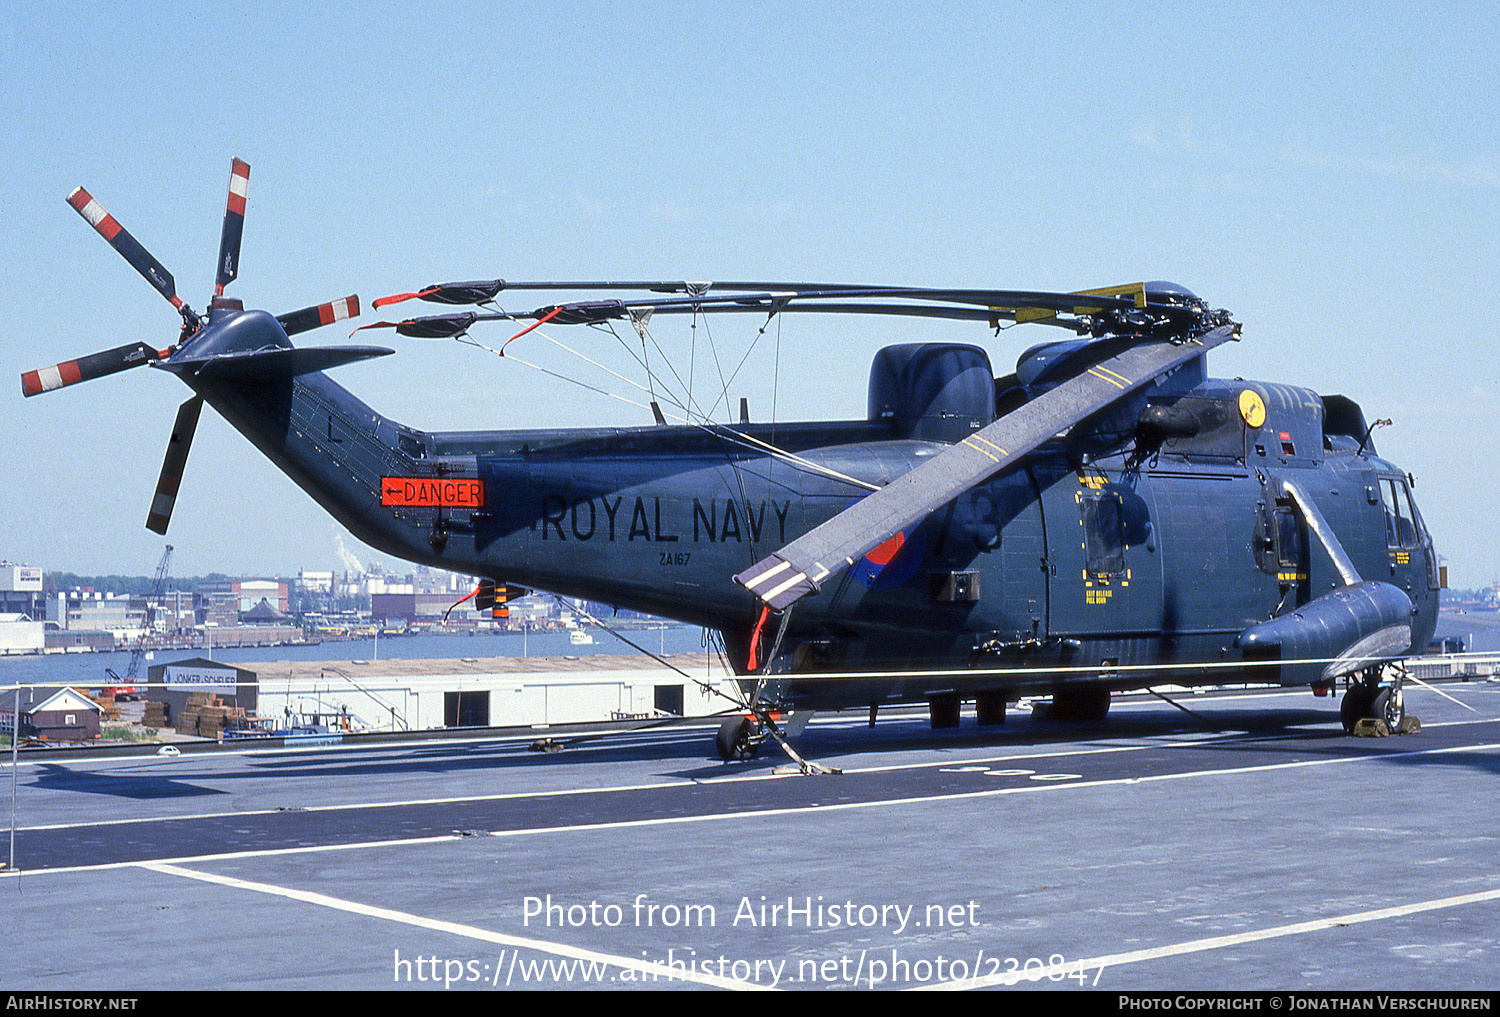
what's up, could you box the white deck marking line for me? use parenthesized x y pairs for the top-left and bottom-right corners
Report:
(2, 739), (1181, 832)
(11, 778), (702, 832)
(141, 861), (771, 991)
(835, 742), (1155, 775)
(9, 741), (1500, 876)
(472, 740), (1500, 840)
(8, 834), (470, 876)
(921, 885), (1500, 991)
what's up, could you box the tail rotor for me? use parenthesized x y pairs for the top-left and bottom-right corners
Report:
(24, 158), (369, 534)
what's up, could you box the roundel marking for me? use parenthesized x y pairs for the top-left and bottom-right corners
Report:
(1238, 389), (1266, 428)
(864, 531), (906, 566)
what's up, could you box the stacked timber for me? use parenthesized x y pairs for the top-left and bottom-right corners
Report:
(73, 687), (121, 723)
(94, 694), (121, 723)
(175, 694), (231, 738)
(143, 701), (170, 728)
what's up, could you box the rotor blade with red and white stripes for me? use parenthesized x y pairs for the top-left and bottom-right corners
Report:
(145, 395), (203, 535)
(66, 187), (191, 320)
(214, 158), (250, 296)
(20, 341), (162, 397)
(276, 295), (361, 336)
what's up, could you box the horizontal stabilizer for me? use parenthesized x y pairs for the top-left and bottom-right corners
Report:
(161, 344), (393, 381)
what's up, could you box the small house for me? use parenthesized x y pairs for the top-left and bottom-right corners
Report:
(0, 686), (102, 742)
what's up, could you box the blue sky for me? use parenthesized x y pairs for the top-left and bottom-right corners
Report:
(2, 1), (1497, 586)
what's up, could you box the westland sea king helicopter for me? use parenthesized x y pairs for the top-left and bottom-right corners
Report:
(24, 160), (1442, 765)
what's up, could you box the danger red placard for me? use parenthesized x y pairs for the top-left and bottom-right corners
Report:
(381, 478), (485, 508)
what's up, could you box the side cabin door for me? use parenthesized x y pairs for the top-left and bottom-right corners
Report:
(946, 466), (1049, 644)
(1036, 463), (1164, 659)
(805, 466), (1049, 650)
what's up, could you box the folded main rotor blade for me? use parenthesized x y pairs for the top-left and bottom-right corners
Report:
(373, 280), (507, 308)
(214, 158), (250, 296)
(734, 325), (1239, 611)
(359, 290), (1141, 338)
(20, 341), (161, 397)
(352, 311), (477, 338)
(66, 187), (191, 320)
(146, 395), (203, 535)
(364, 284), (1212, 342)
(276, 295), (361, 336)
(370, 279), (893, 309)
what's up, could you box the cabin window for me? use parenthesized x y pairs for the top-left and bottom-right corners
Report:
(1274, 506), (1303, 570)
(1254, 500), (1303, 576)
(1081, 494), (1125, 578)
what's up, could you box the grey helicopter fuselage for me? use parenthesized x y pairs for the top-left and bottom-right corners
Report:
(182, 304), (1440, 713)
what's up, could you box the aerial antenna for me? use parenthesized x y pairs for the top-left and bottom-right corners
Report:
(1358, 417), (1392, 454)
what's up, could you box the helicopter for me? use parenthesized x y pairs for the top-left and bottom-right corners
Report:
(23, 160), (1441, 764)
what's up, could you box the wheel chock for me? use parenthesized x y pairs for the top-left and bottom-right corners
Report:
(1350, 715), (1421, 737)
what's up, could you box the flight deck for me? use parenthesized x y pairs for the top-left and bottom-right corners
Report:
(5, 680), (1498, 991)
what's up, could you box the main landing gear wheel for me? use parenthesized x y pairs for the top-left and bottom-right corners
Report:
(716, 716), (760, 762)
(1047, 688), (1111, 723)
(1339, 683), (1374, 735)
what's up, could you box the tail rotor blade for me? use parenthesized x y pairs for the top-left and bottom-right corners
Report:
(214, 158), (250, 296)
(277, 295), (361, 336)
(66, 187), (193, 322)
(20, 341), (161, 397)
(146, 395), (203, 535)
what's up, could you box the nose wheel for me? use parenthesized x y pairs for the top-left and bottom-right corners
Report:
(1340, 668), (1410, 735)
(1372, 685), (1405, 729)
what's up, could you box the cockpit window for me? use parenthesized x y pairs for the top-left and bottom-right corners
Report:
(1379, 477), (1420, 549)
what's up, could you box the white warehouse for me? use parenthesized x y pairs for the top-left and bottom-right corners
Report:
(163, 652), (744, 733)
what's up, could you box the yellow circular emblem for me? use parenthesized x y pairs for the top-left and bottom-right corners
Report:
(1239, 390), (1266, 428)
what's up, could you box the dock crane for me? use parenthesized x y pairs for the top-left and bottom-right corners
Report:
(102, 545), (173, 700)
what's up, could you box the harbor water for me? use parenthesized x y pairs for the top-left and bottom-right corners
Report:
(0, 625), (715, 694)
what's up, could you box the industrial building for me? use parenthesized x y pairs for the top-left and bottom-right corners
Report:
(144, 657), (260, 732)
(0, 556), (626, 658)
(0, 613), (43, 654)
(144, 652), (741, 735)
(0, 563), (43, 618)
(0, 564), (45, 653)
